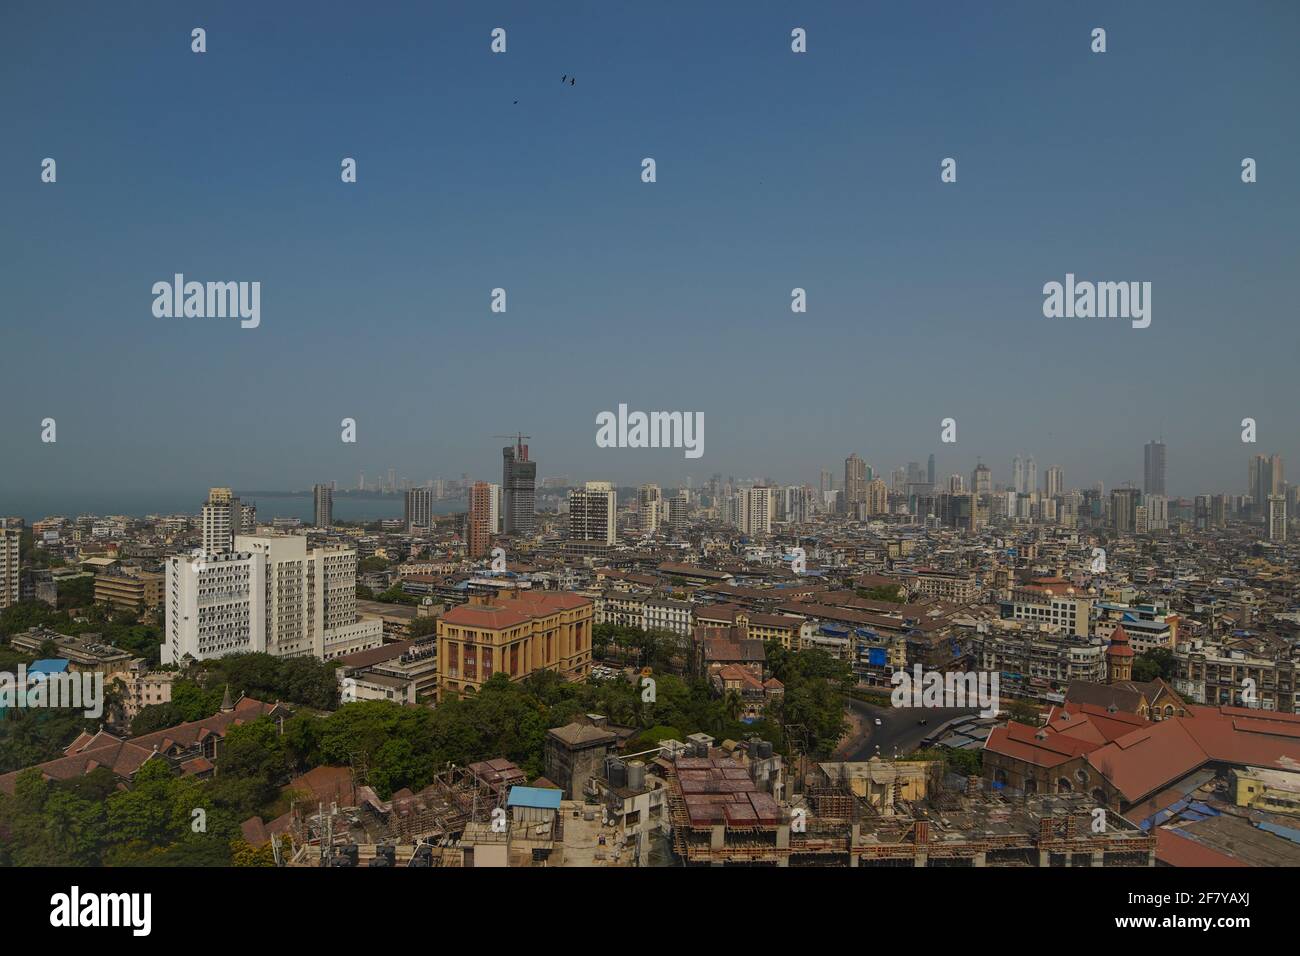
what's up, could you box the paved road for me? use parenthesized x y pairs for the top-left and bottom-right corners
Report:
(837, 696), (981, 761)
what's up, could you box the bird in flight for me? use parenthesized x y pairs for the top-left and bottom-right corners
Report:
(561, 75), (567, 82)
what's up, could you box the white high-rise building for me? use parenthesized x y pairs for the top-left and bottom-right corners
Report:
(638, 484), (662, 534)
(1268, 495), (1287, 542)
(777, 485), (814, 524)
(734, 487), (773, 537)
(163, 534), (381, 665)
(1145, 494), (1168, 531)
(1044, 466), (1064, 499)
(668, 492), (689, 537)
(569, 481), (617, 550)
(201, 487), (248, 554)
(0, 527), (20, 609)
(488, 483), (502, 534)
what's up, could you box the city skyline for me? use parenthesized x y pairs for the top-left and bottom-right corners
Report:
(3, 3), (1299, 499)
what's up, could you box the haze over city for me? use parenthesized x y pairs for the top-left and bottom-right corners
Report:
(3, 0), (1298, 499)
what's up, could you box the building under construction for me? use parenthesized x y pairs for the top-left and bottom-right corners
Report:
(661, 753), (1155, 867)
(281, 761), (523, 866)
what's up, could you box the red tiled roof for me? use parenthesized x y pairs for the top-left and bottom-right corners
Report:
(1155, 829), (1248, 868)
(984, 721), (1102, 768)
(0, 697), (282, 795)
(1088, 706), (1300, 805)
(441, 592), (590, 629)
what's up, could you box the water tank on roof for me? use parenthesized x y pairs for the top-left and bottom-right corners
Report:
(627, 760), (646, 790)
(606, 757), (627, 788)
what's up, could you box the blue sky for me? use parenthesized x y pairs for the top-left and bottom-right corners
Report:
(2, 0), (1297, 501)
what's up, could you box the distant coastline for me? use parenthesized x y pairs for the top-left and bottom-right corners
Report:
(3, 491), (466, 524)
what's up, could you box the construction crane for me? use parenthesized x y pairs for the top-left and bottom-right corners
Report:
(493, 433), (532, 458)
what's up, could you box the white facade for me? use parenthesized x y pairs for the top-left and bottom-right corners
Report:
(488, 483), (502, 534)
(1269, 495), (1287, 541)
(734, 487), (773, 537)
(164, 549), (259, 663)
(163, 535), (381, 665)
(638, 484), (662, 534)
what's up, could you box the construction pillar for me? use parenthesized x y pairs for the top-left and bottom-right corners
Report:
(973, 851), (987, 867)
(1091, 851), (1104, 867)
(1038, 850), (1051, 867)
(710, 825), (725, 851)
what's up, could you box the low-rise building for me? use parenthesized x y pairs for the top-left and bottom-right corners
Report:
(436, 591), (593, 700)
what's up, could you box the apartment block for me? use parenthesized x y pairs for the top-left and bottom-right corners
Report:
(163, 534), (382, 665)
(0, 528), (19, 609)
(94, 570), (164, 611)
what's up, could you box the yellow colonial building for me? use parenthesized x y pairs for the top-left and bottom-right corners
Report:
(436, 591), (593, 700)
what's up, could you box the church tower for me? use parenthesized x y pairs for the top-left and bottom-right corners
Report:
(1106, 624), (1134, 684)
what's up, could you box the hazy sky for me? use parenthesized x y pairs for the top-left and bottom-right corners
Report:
(2, 0), (1297, 502)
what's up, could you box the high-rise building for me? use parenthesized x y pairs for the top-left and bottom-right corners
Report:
(313, 483), (333, 529)
(638, 484), (662, 534)
(1250, 454), (1285, 522)
(502, 439), (537, 536)
(1012, 456), (1025, 495)
(405, 487), (433, 531)
(948, 474), (965, 494)
(844, 454), (867, 512)
(568, 481), (617, 554)
(1026, 456), (1037, 495)
(201, 487), (253, 555)
(819, 470), (832, 496)
(1211, 494), (1227, 528)
(1111, 488), (1140, 534)
(668, 492), (689, 537)
(927, 454), (936, 488)
(1195, 495), (1211, 532)
(733, 486), (774, 537)
(971, 461), (992, 496)
(468, 481), (494, 559)
(1268, 495), (1287, 542)
(1145, 494), (1168, 531)
(0, 528), (19, 609)
(1143, 440), (1167, 496)
(1044, 466), (1064, 498)
(488, 483), (502, 534)
(163, 535), (381, 665)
